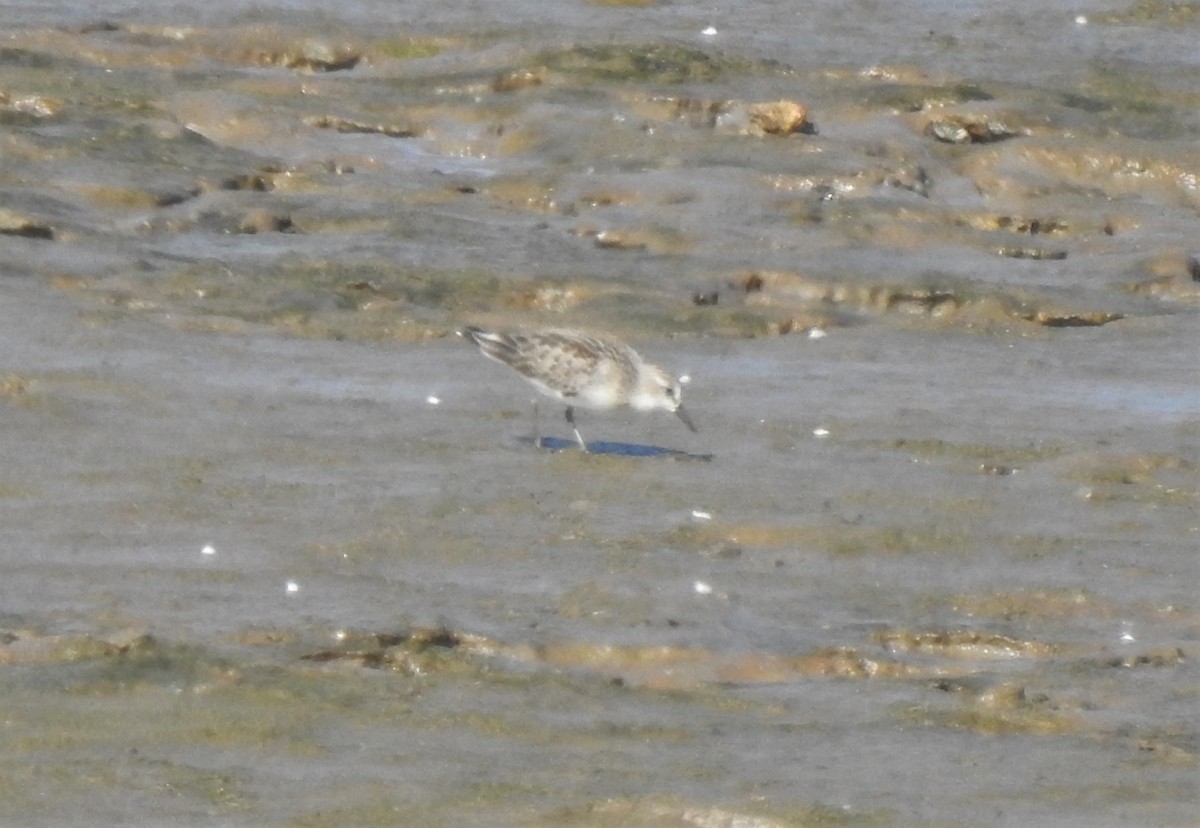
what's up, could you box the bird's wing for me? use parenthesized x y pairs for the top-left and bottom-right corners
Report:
(505, 331), (612, 397)
(465, 328), (632, 398)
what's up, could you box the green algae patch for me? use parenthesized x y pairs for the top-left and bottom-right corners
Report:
(370, 36), (443, 62)
(549, 795), (891, 827)
(862, 437), (1070, 467)
(1101, 0), (1200, 26)
(897, 695), (1085, 736)
(860, 81), (994, 111)
(825, 523), (972, 558)
(74, 258), (529, 341)
(537, 43), (766, 85)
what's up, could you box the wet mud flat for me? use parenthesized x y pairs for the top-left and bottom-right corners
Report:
(1, 1), (1198, 826)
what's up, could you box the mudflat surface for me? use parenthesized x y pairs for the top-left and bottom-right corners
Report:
(1, 2), (1197, 826)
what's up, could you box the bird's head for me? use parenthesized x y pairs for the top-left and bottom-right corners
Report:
(632, 365), (697, 432)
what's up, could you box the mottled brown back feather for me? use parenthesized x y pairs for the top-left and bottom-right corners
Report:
(465, 327), (636, 398)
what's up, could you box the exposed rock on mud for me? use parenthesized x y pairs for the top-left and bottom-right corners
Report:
(0, 209), (54, 240)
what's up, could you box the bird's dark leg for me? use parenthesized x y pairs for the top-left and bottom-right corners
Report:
(531, 400), (542, 448)
(564, 406), (587, 451)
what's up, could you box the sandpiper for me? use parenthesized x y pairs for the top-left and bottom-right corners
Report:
(460, 326), (696, 450)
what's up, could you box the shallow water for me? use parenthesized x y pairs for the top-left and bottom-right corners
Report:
(1, 1), (1197, 826)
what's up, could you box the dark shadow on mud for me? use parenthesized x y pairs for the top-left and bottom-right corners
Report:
(517, 435), (713, 460)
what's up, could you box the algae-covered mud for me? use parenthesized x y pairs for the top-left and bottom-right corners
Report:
(1, 1), (1197, 826)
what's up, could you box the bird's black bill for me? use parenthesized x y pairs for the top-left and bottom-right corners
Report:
(675, 405), (697, 432)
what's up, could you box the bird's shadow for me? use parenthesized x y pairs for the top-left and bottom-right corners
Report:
(517, 435), (713, 461)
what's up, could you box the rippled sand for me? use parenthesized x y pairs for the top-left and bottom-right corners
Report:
(0, 2), (1197, 825)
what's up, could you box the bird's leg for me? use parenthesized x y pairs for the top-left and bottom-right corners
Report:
(564, 406), (588, 451)
(531, 399), (542, 448)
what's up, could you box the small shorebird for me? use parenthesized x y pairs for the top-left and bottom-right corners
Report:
(460, 326), (696, 450)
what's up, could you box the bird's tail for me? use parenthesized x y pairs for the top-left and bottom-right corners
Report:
(460, 326), (520, 364)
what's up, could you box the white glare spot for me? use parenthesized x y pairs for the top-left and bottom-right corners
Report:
(334, 629), (347, 641)
(807, 328), (828, 340)
(813, 427), (830, 438)
(426, 394), (441, 405)
(678, 374), (691, 385)
(693, 580), (713, 595)
(691, 509), (712, 521)
(1075, 14), (1088, 25)
(201, 544), (216, 556)
(286, 580), (300, 594)
(701, 25), (718, 36)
